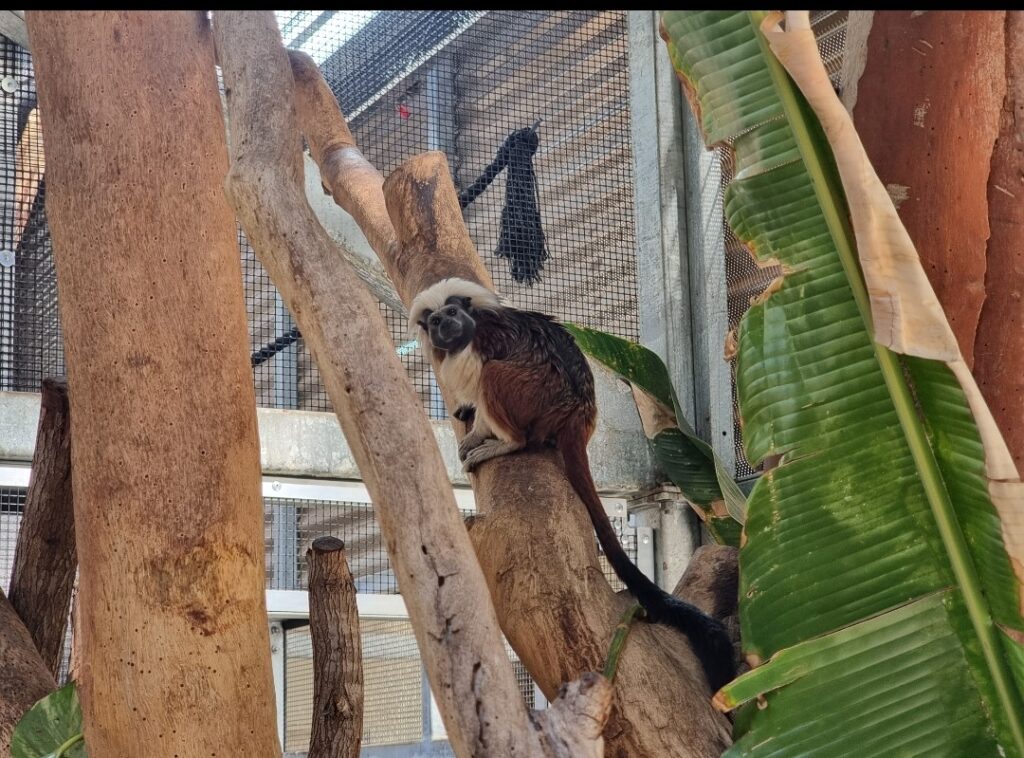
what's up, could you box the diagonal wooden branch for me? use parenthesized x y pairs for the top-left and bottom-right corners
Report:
(8, 376), (76, 679)
(0, 588), (56, 754)
(215, 12), (610, 756)
(290, 41), (732, 758)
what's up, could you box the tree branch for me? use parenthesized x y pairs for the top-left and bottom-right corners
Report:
(26, 11), (281, 754)
(8, 377), (76, 678)
(0, 588), (56, 754)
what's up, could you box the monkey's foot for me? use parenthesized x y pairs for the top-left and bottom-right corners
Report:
(458, 432), (489, 462)
(462, 439), (524, 472)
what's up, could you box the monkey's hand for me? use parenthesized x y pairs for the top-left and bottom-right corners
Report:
(453, 405), (476, 424)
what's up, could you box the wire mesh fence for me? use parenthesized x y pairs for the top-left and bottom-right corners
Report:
(263, 495), (637, 595)
(1, 12), (640, 416)
(282, 619), (538, 757)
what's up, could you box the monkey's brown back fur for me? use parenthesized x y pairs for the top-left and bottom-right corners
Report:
(467, 308), (597, 450)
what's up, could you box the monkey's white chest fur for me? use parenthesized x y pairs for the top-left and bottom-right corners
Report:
(439, 348), (484, 407)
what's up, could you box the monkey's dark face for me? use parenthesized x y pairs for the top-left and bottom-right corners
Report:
(418, 296), (476, 353)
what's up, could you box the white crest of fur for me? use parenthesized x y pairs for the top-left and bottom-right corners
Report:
(408, 277), (502, 337)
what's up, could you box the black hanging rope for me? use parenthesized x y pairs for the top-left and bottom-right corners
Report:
(458, 118), (548, 285)
(251, 119), (548, 367)
(251, 326), (302, 367)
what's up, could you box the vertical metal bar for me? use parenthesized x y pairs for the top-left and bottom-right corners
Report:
(635, 525), (656, 582)
(628, 10), (696, 425)
(0, 257), (12, 392)
(272, 501), (298, 591)
(681, 95), (734, 473)
(269, 621), (286, 751)
(273, 292), (299, 410)
(420, 661), (434, 752)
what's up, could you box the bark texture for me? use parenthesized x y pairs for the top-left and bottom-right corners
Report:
(8, 377), (76, 678)
(307, 537), (363, 758)
(26, 11), (280, 756)
(0, 588), (56, 754)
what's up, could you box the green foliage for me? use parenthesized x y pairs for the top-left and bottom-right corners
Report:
(661, 10), (1024, 755)
(11, 682), (86, 758)
(566, 323), (744, 544)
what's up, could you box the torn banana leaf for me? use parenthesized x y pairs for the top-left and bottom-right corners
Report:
(662, 9), (1024, 756)
(566, 324), (745, 546)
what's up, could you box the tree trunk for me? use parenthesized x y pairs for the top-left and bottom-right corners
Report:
(846, 11), (1024, 470)
(290, 49), (732, 758)
(25, 12), (280, 756)
(0, 588), (56, 753)
(307, 537), (362, 758)
(214, 13), (611, 757)
(8, 376), (76, 678)
(974, 13), (1024, 473)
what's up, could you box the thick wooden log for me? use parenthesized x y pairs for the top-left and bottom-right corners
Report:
(848, 11), (1005, 367)
(291, 44), (732, 758)
(0, 588), (56, 754)
(974, 12), (1024, 472)
(848, 11), (1024, 470)
(215, 13), (611, 757)
(26, 11), (280, 756)
(307, 537), (362, 758)
(8, 377), (76, 678)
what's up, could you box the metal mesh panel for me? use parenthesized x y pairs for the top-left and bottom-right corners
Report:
(265, 496), (637, 595)
(601, 514), (636, 592)
(283, 620), (538, 756)
(0, 486), (23, 589)
(250, 10), (640, 412)
(266, 498), (472, 594)
(0, 38), (63, 393)
(0, 13), (638, 413)
(723, 12), (848, 479)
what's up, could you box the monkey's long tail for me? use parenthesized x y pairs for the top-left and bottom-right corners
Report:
(558, 431), (737, 692)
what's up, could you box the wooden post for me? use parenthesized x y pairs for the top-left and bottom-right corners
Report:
(0, 588), (56, 753)
(26, 12), (280, 756)
(845, 11), (1024, 470)
(290, 45), (733, 758)
(307, 537), (362, 758)
(214, 12), (612, 757)
(8, 377), (76, 678)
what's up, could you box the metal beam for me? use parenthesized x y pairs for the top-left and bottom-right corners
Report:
(0, 11), (28, 50)
(0, 374), (660, 493)
(628, 10), (696, 426)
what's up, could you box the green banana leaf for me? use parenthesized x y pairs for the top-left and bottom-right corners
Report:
(661, 10), (1024, 757)
(11, 682), (87, 758)
(565, 324), (745, 545)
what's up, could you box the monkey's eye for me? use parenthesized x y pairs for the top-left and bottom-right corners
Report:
(444, 306), (458, 317)
(428, 315), (441, 326)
